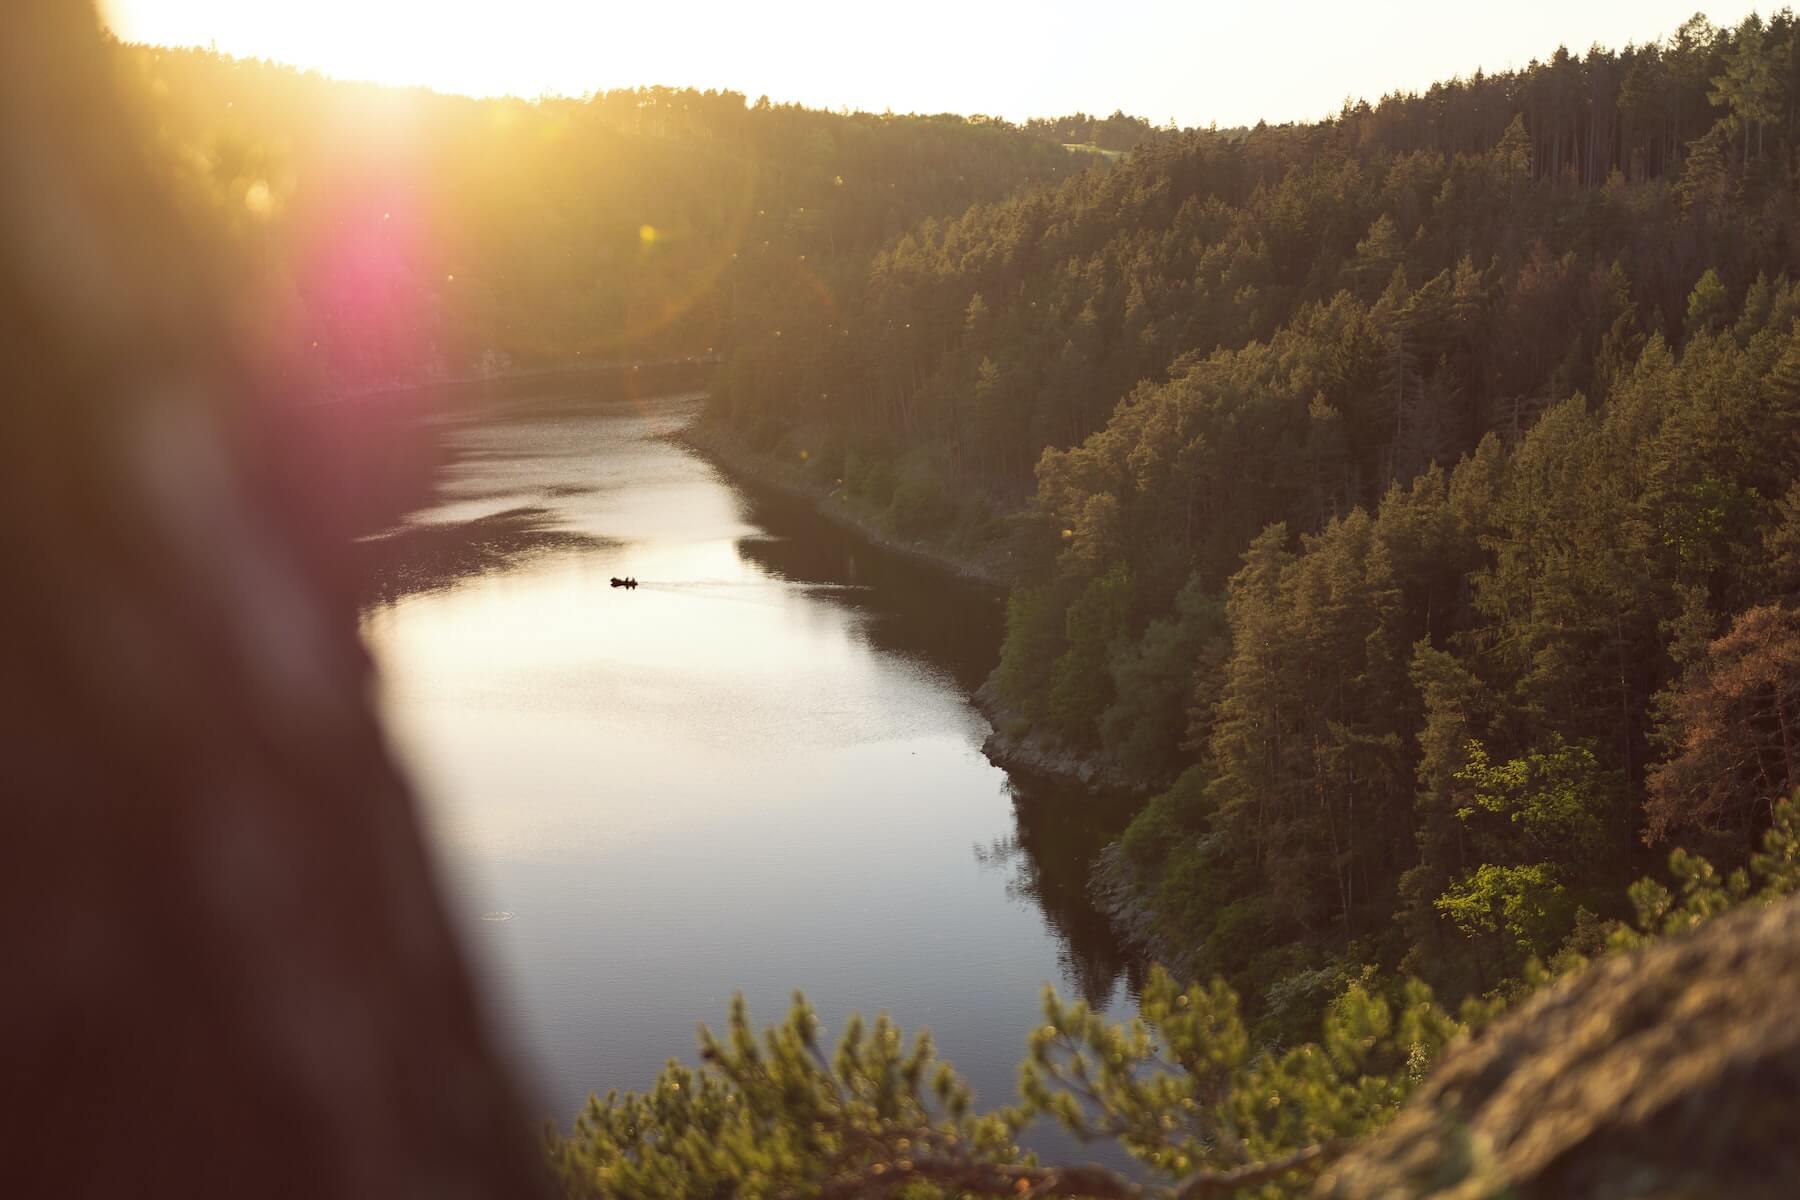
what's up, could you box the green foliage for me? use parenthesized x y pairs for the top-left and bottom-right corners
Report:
(1029, 965), (1462, 1180)
(1425, 736), (1616, 969)
(549, 994), (1022, 1199)
(1613, 795), (1800, 950)
(888, 473), (957, 538)
(548, 967), (1462, 1199)
(843, 449), (898, 508)
(1099, 576), (1228, 778)
(996, 585), (1064, 720)
(1451, 736), (1612, 861)
(1092, 259), (1800, 1011)
(1685, 268), (1730, 341)
(1434, 863), (1567, 960)
(1046, 563), (1135, 746)
(1117, 766), (1213, 868)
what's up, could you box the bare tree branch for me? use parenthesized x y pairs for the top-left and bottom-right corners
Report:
(1174, 1139), (1349, 1198)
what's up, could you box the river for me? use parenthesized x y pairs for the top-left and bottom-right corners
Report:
(357, 384), (1142, 1151)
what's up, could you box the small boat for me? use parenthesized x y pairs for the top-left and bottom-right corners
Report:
(610, 577), (639, 589)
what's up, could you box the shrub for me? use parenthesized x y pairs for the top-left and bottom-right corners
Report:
(889, 474), (956, 537)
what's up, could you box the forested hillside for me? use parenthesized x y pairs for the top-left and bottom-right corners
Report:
(707, 11), (1800, 1026)
(112, 43), (1083, 392)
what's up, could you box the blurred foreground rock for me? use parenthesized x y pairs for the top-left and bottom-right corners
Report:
(1318, 897), (1800, 1199)
(0, 4), (548, 1196)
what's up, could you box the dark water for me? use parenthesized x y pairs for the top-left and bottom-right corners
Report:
(358, 388), (1142, 1149)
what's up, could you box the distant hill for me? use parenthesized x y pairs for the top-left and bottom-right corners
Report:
(114, 44), (1093, 392)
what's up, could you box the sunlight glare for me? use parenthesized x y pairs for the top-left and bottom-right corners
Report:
(103, 0), (1762, 129)
(102, 0), (634, 99)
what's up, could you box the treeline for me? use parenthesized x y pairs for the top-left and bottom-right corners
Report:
(707, 10), (1800, 1023)
(1021, 109), (1162, 150)
(112, 44), (1092, 392)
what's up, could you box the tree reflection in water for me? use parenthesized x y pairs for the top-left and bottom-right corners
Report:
(358, 506), (618, 605)
(974, 776), (1147, 1009)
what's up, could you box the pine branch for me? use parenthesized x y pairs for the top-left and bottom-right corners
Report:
(1172, 1138), (1350, 1198)
(803, 1139), (1349, 1200)
(811, 1156), (1145, 1199)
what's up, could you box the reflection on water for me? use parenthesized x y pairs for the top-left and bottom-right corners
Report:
(358, 387), (1138, 1154)
(981, 778), (1149, 1010)
(357, 506), (617, 605)
(729, 495), (1003, 696)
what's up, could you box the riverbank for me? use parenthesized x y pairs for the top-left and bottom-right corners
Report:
(680, 405), (1166, 996)
(675, 417), (1018, 589)
(328, 357), (718, 407)
(678, 413), (1151, 794)
(971, 675), (1145, 792)
(1087, 842), (1196, 977)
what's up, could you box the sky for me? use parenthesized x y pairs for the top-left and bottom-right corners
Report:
(102, 1), (1764, 129)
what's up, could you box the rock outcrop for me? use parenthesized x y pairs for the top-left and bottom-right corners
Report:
(1317, 897), (1800, 1199)
(972, 675), (1145, 791)
(0, 7), (548, 1196)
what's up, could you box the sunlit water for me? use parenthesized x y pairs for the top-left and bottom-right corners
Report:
(359, 387), (1142, 1152)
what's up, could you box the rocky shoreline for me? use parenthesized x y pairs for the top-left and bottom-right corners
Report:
(968, 675), (1146, 792)
(1087, 841), (1195, 976)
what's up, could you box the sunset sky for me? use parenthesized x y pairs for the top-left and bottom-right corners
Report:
(102, 1), (1759, 129)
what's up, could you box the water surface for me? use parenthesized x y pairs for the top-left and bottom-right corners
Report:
(359, 387), (1140, 1143)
